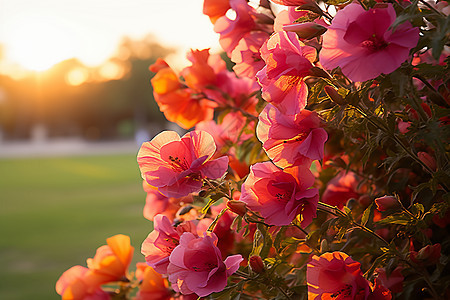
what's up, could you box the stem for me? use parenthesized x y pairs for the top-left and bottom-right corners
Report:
(357, 0), (368, 10)
(420, 268), (441, 300)
(293, 223), (309, 236)
(228, 104), (259, 122)
(207, 208), (229, 232)
(317, 202), (389, 246)
(403, 260), (442, 299)
(235, 270), (253, 279)
(413, 75), (448, 107)
(409, 93), (430, 122)
(293, 224), (320, 255)
(277, 286), (292, 300)
(317, 202), (346, 217)
(244, 215), (273, 228)
(351, 222), (389, 246)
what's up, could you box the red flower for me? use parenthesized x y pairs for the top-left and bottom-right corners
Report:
(240, 161), (319, 226)
(307, 252), (391, 299)
(410, 243), (441, 266)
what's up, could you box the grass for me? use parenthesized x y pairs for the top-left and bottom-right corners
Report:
(0, 153), (153, 300)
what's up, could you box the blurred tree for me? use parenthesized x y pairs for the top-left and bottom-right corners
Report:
(0, 36), (173, 140)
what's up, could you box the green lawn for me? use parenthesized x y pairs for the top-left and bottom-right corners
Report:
(0, 154), (153, 300)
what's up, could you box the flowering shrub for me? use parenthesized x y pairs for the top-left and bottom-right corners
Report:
(57, 0), (449, 299)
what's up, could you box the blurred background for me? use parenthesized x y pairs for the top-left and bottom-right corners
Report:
(0, 0), (220, 299)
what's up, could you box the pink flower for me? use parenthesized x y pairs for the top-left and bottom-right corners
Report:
(257, 104), (328, 168)
(273, 7), (308, 32)
(256, 31), (316, 115)
(167, 232), (243, 297)
(202, 70), (260, 115)
(320, 3), (419, 82)
(307, 252), (371, 299)
(142, 181), (192, 222)
(240, 161), (319, 226)
(137, 130), (229, 198)
(56, 266), (109, 300)
(141, 214), (197, 274)
(231, 31), (269, 78)
(214, 0), (258, 53)
(195, 113), (253, 151)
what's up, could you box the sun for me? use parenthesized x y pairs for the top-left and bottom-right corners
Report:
(4, 15), (75, 72)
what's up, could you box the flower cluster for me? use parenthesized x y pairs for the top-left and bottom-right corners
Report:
(58, 0), (449, 299)
(56, 235), (172, 300)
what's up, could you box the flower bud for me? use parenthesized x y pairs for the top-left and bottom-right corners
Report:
(410, 243), (441, 265)
(249, 255), (265, 274)
(226, 200), (247, 216)
(324, 86), (345, 105)
(296, 2), (323, 15)
(375, 195), (399, 211)
(417, 152), (437, 172)
(283, 22), (327, 40)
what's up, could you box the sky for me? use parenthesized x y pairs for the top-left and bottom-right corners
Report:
(0, 0), (221, 73)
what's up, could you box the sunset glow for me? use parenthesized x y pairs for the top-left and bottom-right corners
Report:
(0, 0), (220, 75)
(4, 15), (75, 72)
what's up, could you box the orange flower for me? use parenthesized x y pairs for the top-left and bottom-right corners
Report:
(56, 266), (109, 300)
(135, 262), (171, 300)
(150, 60), (216, 129)
(86, 234), (134, 286)
(181, 49), (217, 91)
(203, 0), (231, 24)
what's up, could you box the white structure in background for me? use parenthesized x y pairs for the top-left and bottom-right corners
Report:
(31, 123), (48, 144)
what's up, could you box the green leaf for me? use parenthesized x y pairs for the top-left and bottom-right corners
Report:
(273, 226), (287, 252)
(375, 213), (413, 226)
(361, 203), (374, 227)
(250, 228), (264, 257)
(231, 215), (243, 233)
(249, 224), (272, 259)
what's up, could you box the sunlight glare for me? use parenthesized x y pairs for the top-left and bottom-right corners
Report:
(66, 68), (89, 86)
(5, 16), (75, 72)
(98, 62), (124, 81)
